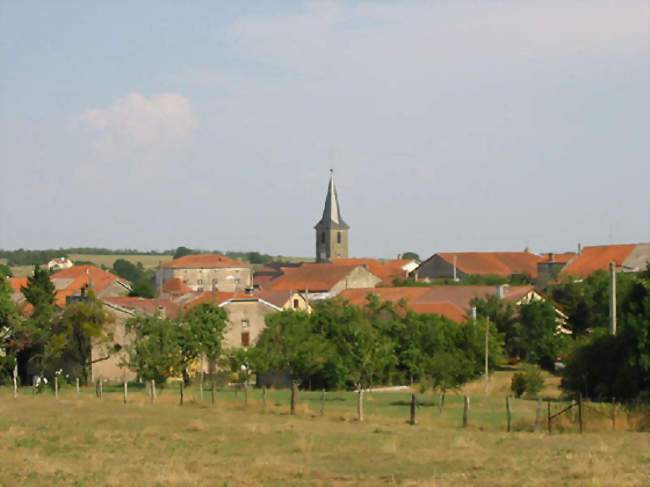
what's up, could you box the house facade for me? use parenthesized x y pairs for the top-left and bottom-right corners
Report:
(156, 254), (251, 293)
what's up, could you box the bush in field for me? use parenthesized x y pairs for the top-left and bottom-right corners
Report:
(511, 364), (545, 398)
(511, 372), (527, 398)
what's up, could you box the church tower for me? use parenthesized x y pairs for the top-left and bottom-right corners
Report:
(315, 170), (349, 262)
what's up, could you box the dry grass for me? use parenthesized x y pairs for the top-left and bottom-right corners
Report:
(0, 389), (648, 486)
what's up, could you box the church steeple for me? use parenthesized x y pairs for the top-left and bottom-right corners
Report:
(315, 170), (349, 262)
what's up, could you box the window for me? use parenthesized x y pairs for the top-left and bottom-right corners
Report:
(337, 232), (341, 244)
(197, 287), (203, 292)
(241, 332), (250, 347)
(293, 299), (299, 309)
(321, 232), (326, 243)
(197, 279), (203, 285)
(241, 319), (249, 328)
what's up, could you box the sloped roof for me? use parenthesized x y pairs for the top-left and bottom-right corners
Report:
(105, 297), (180, 319)
(162, 277), (193, 295)
(339, 285), (536, 322)
(409, 302), (468, 323)
(50, 265), (131, 307)
(314, 172), (349, 230)
(435, 252), (542, 278)
(539, 252), (577, 264)
(266, 263), (366, 292)
(174, 290), (251, 309)
(161, 253), (248, 269)
(561, 244), (638, 278)
(331, 258), (407, 285)
(254, 289), (293, 308)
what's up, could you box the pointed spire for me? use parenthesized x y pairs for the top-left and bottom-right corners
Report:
(315, 170), (349, 229)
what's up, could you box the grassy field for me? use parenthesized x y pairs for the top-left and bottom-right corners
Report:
(67, 254), (173, 269)
(1, 378), (648, 487)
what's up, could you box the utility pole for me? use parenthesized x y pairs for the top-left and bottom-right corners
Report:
(484, 314), (489, 396)
(609, 262), (617, 335)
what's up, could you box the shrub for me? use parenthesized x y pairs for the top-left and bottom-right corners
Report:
(511, 364), (545, 398)
(511, 372), (526, 398)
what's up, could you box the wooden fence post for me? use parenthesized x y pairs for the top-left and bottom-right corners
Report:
(612, 397), (616, 431)
(410, 393), (417, 425)
(243, 382), (248, 407)
(547, 402), (551, 434)
(290, 382), (297, 415)
(98, 379), (103, 401)
(211, 378), (215, 407)
(75, 377), (80, 397)
(357, 388), (364, 422)
(262, 385), (267, 411)
(320, 389), (325, 416)
(578, 393), (583, 434)
(535, 398), (542, 431)
(32, 376), (37, 397)
(54, 376), (59, 399)
(199, 371), (204, 401)
(506, 395), (512, 432)
(462, 396), (470, 428)
(123, 380), (128, 404)
(12, 365), (18, 399)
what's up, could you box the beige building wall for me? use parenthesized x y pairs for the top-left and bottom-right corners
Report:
(221, 300), (280, 350)
(330, 266), (382, 294)
(91, 304), (137, 382)
(158, 266), (252, 292)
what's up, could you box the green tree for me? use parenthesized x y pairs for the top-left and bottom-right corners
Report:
(177, 302), (229, 384)
(129, 275), (155, 298)
(254, 310), (332, 387)
(0, 276), (20, 381)
(123, 313), (181, 385)
(173, 246), (194, 260)
(17, 265), (58, 376)
(0, 264), (12, 278)
(402, 252), (420, 262)
(112, 259), (141, 282)
(428, 351), (474, 408)
(517, 300), (564, 369)
(49, 291), (114, 384)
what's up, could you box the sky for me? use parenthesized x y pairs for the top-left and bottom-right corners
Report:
(1, 1), (648, 259)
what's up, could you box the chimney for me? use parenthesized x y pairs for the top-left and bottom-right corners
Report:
(577, 243), (582, 255)
(549, 252), (555, 263)
(397, 253), (403, 260)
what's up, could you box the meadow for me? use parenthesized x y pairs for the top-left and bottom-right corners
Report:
(1, 372), (648, 486)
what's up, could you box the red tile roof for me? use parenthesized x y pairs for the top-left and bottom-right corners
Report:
(161, 254), (248, 269)
(162, 277), (193, 295)
(436, 252), (542, 278)
(339, 285), (536, 322)
(409, 302), (468, 323)
(331, 258), (407, 285)
(7, 277), (28, 293)
(539, 252), (577, 264)
(174, 290), (251, 309)
(266, 263), (374, 292)
(50, 265), (130, 307)
(561, 245), (638, 279)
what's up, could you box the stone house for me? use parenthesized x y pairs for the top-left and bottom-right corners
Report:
(155, 253), (251, 293)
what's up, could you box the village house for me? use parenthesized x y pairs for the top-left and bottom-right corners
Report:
(560, 243), (650, 279)
(8, 265), (131, 311)
(264, 262), (382, 300)
(415, 251), (543, 282)
(155, 253), (251, 293)
(339, 284), (568, 331)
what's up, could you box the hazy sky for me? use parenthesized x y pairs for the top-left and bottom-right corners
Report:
(1, 1), (648, 258)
